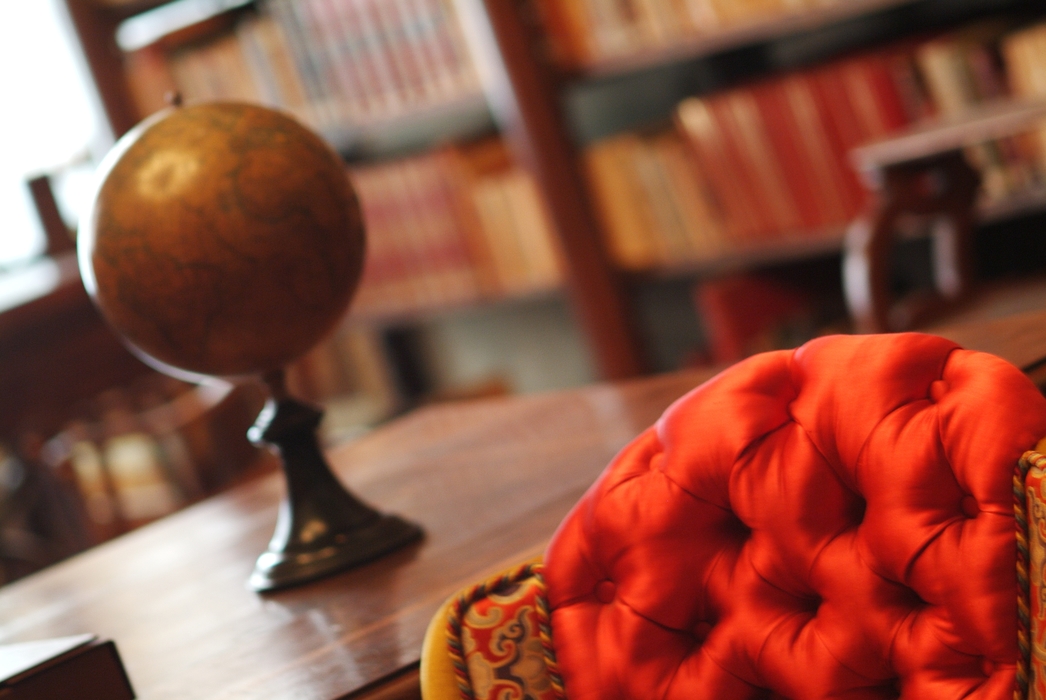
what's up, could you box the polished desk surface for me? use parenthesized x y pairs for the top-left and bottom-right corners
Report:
(2, 315), (1046, 700)
(0, 367), (717, 699)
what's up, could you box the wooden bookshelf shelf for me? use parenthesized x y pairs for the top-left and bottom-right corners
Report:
(636, 182), (1046, 283)
(349, 284), (564, 328)
(642, 228), (848, 281)
(574, 0), (921, 79)
(113, 0), (255, 50)
(330, 93), (495, 162)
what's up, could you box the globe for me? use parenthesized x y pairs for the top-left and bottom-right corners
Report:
(78, 102), (365, 379)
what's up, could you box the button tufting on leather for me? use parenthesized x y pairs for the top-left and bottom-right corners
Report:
(961, 494), (980, 518)
(929, 379), (948, 402)
(544, 334), (1046, 699)
(850, 498), (867, 527)
(594, 579), (616, 604)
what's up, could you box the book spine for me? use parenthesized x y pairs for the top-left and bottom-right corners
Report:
(676, 96), (762, 243)
(716, 92), (802, 236)
(503, 169), (564, 290)
(390, 0), (445, 103)
(268, 0), (338, 129)
(583, 135), (660, 269)
(778, 75), (854, 225)
(651, 130), (727, 259)
(752, 80), (824, 230)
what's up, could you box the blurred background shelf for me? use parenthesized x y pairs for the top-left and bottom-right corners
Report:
(573, 0), (923, 78)
(5, 0), (1044, 581)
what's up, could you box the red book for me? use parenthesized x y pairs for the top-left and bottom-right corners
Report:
(751, 80), (824, 229)
(861, 51), (914, 134)
(712, 92), (802, 237)
(809, 62), (874, 217)
(780, 73), (856, 227)
(676, 97), (764, 242)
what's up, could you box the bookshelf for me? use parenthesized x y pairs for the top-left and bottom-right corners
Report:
(56, 0), (590, 413)
(58, 0), (1046, 387)
(457, 0), (1046, 367)
(559, 0), (922, 78)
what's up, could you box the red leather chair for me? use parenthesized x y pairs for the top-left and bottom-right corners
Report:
(423, 333), (1046, 699)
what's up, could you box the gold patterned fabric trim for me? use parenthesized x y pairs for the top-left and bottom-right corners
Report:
(445, 562), (567, 700)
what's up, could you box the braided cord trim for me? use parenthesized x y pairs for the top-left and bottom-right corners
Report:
(1016, 450), (1044, 700)
(445, 562), (567, 700)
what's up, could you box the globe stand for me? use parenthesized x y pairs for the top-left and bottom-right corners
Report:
(247, 372), (422, 593)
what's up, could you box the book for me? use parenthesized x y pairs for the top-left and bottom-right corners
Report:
(0, 635), (135, 700)
(348, 138), (558, 317)
(128, 0), (482, 143)
(1002, 21), (1046, 172)
(584, 129), (726, 269)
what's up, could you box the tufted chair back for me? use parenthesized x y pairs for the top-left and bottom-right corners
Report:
(546, 333), (1046, 699)
(423, 333), (1046, 700)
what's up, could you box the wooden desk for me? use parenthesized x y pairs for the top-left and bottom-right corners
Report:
(0, 368), (716, 699)
(1, 313), (1045, 700)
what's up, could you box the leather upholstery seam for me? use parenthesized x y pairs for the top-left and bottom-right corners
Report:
(849, 348), (954, 495)
(901, 516), (963, 583)
(690, 647), (764, 696)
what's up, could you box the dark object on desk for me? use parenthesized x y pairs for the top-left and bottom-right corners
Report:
(77, 102), (421, 592)
(845, 97), (1046, 333)
(0, 634), (134, 699)
(247, 373), (422, 592)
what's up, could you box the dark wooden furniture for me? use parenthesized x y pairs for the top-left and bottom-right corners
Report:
(0, 251), (267, 582)
(845, 98), (1046, 333)
(2, 309), (1046, 700)
(0, 368), (714, 700)
(0, 252), (151, 454)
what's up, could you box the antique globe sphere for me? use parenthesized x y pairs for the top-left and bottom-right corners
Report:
(78, 102), (364, 379)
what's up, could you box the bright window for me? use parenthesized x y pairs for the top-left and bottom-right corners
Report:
(0, 0), (97, 267)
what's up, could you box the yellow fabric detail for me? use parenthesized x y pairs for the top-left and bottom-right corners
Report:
(421, 596), (460, 700)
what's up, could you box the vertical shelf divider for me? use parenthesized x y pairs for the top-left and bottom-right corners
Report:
(454, 0), (648, 379)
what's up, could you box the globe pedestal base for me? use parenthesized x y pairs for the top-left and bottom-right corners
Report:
(247, 397), (423, 593)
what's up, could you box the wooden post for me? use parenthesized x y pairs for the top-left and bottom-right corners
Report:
(27, 176), (75, 255)
(454, 0), (647, 379)
(58, 0), (139, 140)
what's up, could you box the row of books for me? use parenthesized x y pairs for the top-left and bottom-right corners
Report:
(349, 138), (563, 318)
(535, 0), (858, 67)
(584, 24), (1046, 270)
(125, 0), (481, 137)
(1004, 21), (1046, 170)
(917, 22), (1041, 201)
(584, 130), (728, 270)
